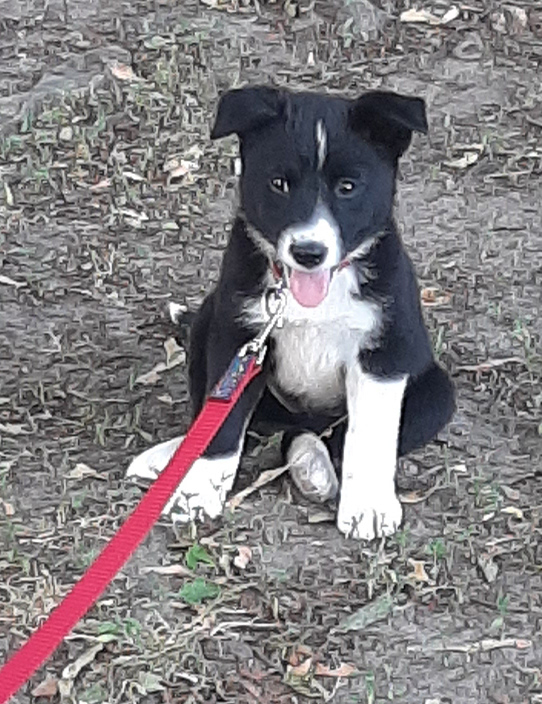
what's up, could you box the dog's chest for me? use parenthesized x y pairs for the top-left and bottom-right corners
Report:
(243, 268), (382, 410)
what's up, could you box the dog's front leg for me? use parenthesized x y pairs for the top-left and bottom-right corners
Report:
(128, 340), (267, 524)
(337, 365), (407, 540)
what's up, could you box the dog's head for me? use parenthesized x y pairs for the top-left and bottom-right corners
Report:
(211, 86), (427, 307)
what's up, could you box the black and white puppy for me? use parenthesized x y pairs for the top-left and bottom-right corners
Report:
(128, 86), (455, 541)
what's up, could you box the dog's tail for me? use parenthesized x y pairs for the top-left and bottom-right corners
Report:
(168, 302), (195, 349)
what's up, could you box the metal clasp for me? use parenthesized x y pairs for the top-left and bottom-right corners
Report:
(241, 281), (287, 364)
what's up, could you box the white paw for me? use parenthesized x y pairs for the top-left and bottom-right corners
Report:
(127, 437), (240, 523)
(287, 433), (339, 503)
(337, 489), (403, 541)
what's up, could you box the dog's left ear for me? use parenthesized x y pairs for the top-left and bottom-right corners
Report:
(211, 86), (282, 140)
(350, 91), (428, 159)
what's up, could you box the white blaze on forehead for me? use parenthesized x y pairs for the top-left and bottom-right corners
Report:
(316, 119), (327, 171)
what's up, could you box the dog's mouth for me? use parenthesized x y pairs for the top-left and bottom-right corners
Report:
(288, 267), (331, 308)
(274, 263), (332, 308)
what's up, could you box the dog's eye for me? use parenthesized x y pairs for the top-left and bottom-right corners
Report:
(335, 179), (357, 197)
(270, 176), (290, 195)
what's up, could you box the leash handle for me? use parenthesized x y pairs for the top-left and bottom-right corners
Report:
(0, 353), (263, 703)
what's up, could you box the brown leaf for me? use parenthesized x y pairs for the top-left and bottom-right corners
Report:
(65, 463), (101, 481)
(314, 662), (357, 678)
(31, 677), (59, 698)
(420, 287), (452, 307)
(408, 559), (430, 583)
(1, 500), (15, 516)
(90, 177), (111, 191)
(288, 644), (312, 667)
(110, 62), (137, 81)
(233, 546), (252, 570)
(288, 657), (313, 677)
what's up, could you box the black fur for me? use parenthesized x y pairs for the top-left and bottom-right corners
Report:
(183, 86), (454, 468)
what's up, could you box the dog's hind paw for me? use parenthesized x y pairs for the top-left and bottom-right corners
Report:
(287, 433), (339, 503)
(127, 438), (240, 523)
(337, 490), (403, 541)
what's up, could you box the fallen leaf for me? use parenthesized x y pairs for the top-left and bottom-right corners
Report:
(314, 662), (357, 678)
(500, 485), (520, 501)
(0, 274), (25, 288)
(233, 546), (252, 570)
(65, 463), (101, 481)
(335, 594), (394, 633)
(400, 6), (459, 26)
(3, 181), (14, 206)
(140, 564), (192, 577)
(90, 178), (111, 191)
(61, 643), (104, 681)
(0, 423), (27, 435)
(477, 554), (499, 583)
(288, 657), (313, 677)
(138, 671), (165, 693)
(420, 287), (452, 307)
(228, 464), (290, 509)
(31, 677), (58, 698)
(457, 357), (524, 372)
(110, 62), (138, 81)
(307, 510), (335, 524)
(400, 483), (440, 504)
(502, 506), (524, 520)
(288, 644), (313, 667)
(408, 559), (430, 583)
(164, 337), (185, 367)
(1, 500), (15, 516)
(444, 151), (480, 169)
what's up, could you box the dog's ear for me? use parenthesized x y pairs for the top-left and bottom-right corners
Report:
(350, 91), (428, 158)
(211, 86), (282, 140)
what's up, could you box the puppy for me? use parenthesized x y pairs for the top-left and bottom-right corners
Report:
(128, 86), (455, 540)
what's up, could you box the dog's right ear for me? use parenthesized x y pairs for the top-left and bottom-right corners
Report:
(211, 86), (282, 140)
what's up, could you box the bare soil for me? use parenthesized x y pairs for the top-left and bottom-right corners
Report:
(1, 1), (541, 702)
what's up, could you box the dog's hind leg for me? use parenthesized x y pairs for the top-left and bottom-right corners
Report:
(286, 432), (339, 503)
(398, 362), (455, 456)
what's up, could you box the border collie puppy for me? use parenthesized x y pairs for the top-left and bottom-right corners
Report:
(128, 86), (455, 540)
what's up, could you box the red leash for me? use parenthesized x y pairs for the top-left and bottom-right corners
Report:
(0, 352), (263, 703)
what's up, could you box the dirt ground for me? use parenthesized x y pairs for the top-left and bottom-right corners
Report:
(1, 0), (541, 702)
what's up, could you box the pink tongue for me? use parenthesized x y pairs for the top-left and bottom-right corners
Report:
(289, 269), (331, 308)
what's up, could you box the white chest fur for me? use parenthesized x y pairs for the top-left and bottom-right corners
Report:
(242, 267), (382, 410)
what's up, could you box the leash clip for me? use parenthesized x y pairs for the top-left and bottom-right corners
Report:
(242, 281), (287, 364)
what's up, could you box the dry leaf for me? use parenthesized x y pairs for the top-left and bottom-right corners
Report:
(445, 151), (480, 169)
(110, 62), (137, 81)
(288, 644), (312, 667)
(335, 594), (394, 633)
(228, 464), (290, 509)
(502, 506), (524, 520)
(288, 657), (313, 677)
(90, 178), (111, 191)
(0, 274), (24, 288)
(31, 677), (58, 698)
(233, 546), (252, 570)
(457, 357), (524, 372)
(0, 423), (26, 435)
(477, 554), (499, 583)
(400, 483), (439, 504)
(500, 485), (520, 501)
(164, 337), (185, 366)
(61, 643), (104, 681)
(1, 500), (15, 516)
(408, 559), (430, 582)
(65, 463), (101, 481)
(3, 181), (14, 206)
(314, 662), (357, 678)
(400, 6), (459, 26)
(140, 564), (192, 577)
(420, 287), (452, 307)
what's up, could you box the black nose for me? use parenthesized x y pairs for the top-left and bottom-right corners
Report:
(289, 241), (328, 269)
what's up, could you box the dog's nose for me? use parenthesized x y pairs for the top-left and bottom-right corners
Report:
(289, 241), (328, 269)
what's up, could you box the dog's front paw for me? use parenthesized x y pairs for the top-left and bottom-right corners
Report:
(127, 438), (239, 523)
(337, 490), (403, 541)
(164, 455), (238, 523)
